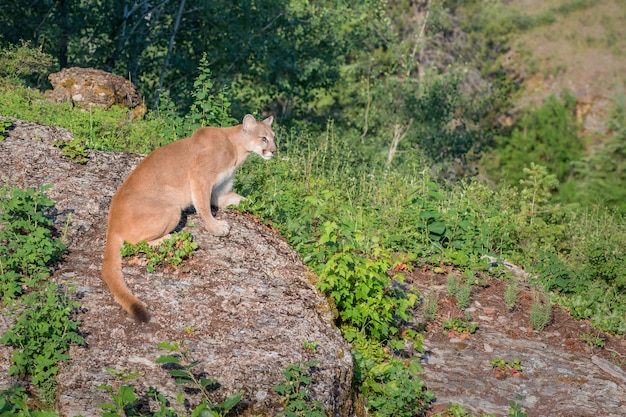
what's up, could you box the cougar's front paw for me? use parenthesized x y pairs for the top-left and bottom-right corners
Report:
(209, 220), (231, 236)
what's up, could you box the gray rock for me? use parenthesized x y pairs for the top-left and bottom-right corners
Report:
(44, 67), (147, 118)
(421, 312), (626, 417)
(0, 118), (353, 416)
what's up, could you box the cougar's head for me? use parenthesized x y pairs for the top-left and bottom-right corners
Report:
(242, 114), (276, 160)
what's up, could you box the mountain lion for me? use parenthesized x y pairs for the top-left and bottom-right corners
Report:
(102, 114), (276, 322)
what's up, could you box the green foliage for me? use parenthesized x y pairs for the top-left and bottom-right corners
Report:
(575, 99), (626, 214)
(432, 402), (495, 417)
(1, 2), (625, 414)
(0, 0), (390, 118)
(504, 279), (519, 311)
(580, 333), (606, 349)
(236, 108), (626, 410)
(188, 55), (238, 128)
(0, 118), (12, 139)
(0, 185), (66, 301)
(98, 342), (242, 417)
(483, 93), (583, 198)
(519, 163), (559, 225)
(422, 287), (440, 323)
(303, 340), (318, 353)
(441, 317), (479, 336)
(0, 185), (83, 406)
(353, 350), (434, 417)
(317, 237), (419, 342)
(405, 73), (488, 166)
(1, 283), (84, 404)
(446, 274), (459, 297)
(558, 288), (626, 335)
(508, 394), (528, 417)
(157, 341), (242, 417)
(96, 367), (144, 417)
(529, 291), (552, 332)
(456, 282), (472, 310)
(0, 42), (55, 86)
(273, 360), (327, 417)
(489, 356), (522, 372)
(0, 80), (170, 153)
(549, 207), (626, 334)
(157, 54), (239, 141)
(121, 231), (198, 273)
(0, 384), (58, 416)
(535, 250), (573, 293)
(53, 137), (89, 164)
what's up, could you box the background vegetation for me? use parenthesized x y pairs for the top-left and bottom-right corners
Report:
(1, 0), (624, 415)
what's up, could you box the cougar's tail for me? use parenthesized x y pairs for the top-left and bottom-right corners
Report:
(101, 235), (150, 322)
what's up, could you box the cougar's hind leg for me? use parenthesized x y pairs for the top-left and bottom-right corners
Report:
(123, 203), (182, 246)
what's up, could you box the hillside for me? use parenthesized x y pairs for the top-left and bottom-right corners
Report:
(507, 0), (626, 136)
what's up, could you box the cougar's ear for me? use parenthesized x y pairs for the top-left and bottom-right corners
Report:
(242, 114), (256, 133)
(262, 115), (274, 126)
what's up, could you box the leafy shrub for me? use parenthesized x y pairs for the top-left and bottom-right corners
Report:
(1, 383), (58, 416)
(574, 100), (626, 214)
(53, 137), (89, 164)
(98, 341), (242, 417)
(273, 360), (326, 417)
(442, 317), (479, 336)
(0, 185), (83, 405)
(0, 185), (66, 301)
(353, 350), (434, 417)
(482, 93), (583, 200)
(1, 283), (83, 404)
(0, 42), (55, 86)
(550, 207), (626, 334)
(156, 54), (239, 142)
(120, 231), (198, 273)
(317, 237), (419, 342)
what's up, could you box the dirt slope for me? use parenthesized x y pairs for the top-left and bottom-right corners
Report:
(507, 0), (626, 137)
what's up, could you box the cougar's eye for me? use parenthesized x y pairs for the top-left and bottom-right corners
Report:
(261, 136), (268, 144)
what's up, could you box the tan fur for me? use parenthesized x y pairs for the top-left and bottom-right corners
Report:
(102, 114), (276, 322)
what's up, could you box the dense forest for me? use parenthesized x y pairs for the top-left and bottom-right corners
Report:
(1, 0), (625, 415)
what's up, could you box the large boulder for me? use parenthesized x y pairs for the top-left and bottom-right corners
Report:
(0, 117), (354, 416)
(44, 67), (147, 118)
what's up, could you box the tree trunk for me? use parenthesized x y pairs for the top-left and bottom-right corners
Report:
(156, 0), (186, 107)
(56, 0), (71, 68)
(387, 119), (413, 166)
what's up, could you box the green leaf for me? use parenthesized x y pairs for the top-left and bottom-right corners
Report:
(221, 392), (243, 411)
(408, 358), (424, 375)
(157, 341), (179, 351)
(155, 355), (181, 364)
(200, 377), (218, 388)
(369, 361), (393, 377)
(427, 222), (446, 236)
(119, 385), (136, 402)
(167, 370), (191, 378)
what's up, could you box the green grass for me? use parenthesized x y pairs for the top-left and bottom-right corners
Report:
(0, 80), (170, 153)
